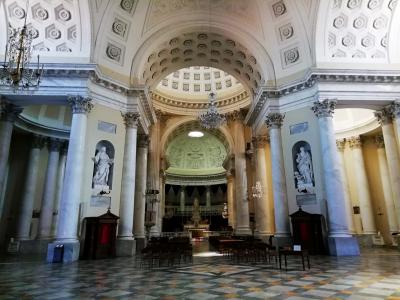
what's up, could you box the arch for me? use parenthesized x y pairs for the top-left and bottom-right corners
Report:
(130, 22), (275, 96)
(160, 117), (235, 159)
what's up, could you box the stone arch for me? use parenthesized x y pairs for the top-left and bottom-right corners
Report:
(131, 23), (274, 96)
(160, 117), (235, 160)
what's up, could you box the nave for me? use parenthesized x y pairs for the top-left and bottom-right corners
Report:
(1, 243), (400, 299)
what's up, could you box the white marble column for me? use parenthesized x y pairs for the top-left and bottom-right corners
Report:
(206, 186), (211, 208)
(148, 121), (161, 236)
(312, 99), (359, 255)
(119, 112), (139, 239)
(265, 113), (290, 238)
(0, 101), (22, 210)
(229, 112), (251, 235)
(37, 139), (62, 239)
(56, 97), (92, 241)
(336, 139), (356, 234)
(375, 135), (399, 236)
(227, 172), (235, 228)
(48, 96), (92, 263)
(253, 136), (274, 237)
(180, 186), (186, 213)
(134, 135), (149, 240)
(51, 143), (68, 238)
(348, 136), (376, 235)
(15, 135), (45, 241)
(375, 108), (400, 227)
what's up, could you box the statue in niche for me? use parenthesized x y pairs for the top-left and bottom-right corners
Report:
(92, 146), (114, 192)
(294, 146), (314, 194)
(191, 197), (201, 228)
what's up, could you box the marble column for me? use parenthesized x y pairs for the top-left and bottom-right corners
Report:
(0, 102), (22, 211)
(117, 112), (139, 256)
(134, 135), (149, 248)
(390, 101), (400, 153)
(180, 186), (186, 213)
(37, 139), (62, 239)
(15, 135), (45, 241)
(253, 136), (274, 238)
(265, 113), (290, 240)
(375, 135), (399, 238)
(375, 108), (400, 228)
(226, 171), (235, 228)
(47, 96), (93, 263)
(229, 112), (251, 235)
(51, 143), (68, 238)
(336, 139), (356, 234)
(148, 122), (161, 236)
(348, 136), (376, 236)
(312, 99), (359, 256)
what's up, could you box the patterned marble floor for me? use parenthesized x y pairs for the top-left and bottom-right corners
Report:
(1, 247), (400, 299)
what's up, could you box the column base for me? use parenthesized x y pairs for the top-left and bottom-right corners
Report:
(234, 226), (252, 236)
(19, 239), (53, 255)
(116, 238), (136, 257)
(47, 241), (80, 263)
(356, 234), (375, 247)
(328, 236), (360, 256)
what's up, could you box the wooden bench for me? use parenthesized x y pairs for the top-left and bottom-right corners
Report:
(279, 249), (310, 271)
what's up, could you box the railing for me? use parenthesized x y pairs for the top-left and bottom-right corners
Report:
(165, 205), (224, 216)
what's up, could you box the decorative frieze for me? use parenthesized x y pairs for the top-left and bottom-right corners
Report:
(265, 112), (285, 129)
(121, 112), (140, 128)
(311, 99), (337, 118)
(68, 96), (93, 114)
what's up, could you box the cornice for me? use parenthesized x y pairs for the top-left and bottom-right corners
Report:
(165, 172), (227, 186)
(247, 69), (400, 125)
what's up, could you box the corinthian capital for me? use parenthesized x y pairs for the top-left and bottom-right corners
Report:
(137, 134), (150, 148)
(348, 136), (362, 149)
(311, 99), (337, 118)
(374, 135), (385, 148)
(374, 107), (393, 125)
(336, 139), (346, 151)
(389, 100), (400, 119)
(226, 110), (245, 122)
(265, 112), (284, 129)
(121, 112), (140, 128)
(252, 136), (269, 148)
(0, 101), (23, 122)
(68, 96), (93, 114)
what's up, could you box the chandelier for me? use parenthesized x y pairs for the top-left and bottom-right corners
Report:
(199, 92), (226, 129)
(1, 3), (43, 90)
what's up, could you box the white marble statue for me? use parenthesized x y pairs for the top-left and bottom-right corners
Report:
(92, 146), (114, 191)
(295, 147), (314, 193)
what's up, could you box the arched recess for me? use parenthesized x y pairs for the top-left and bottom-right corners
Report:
(160, 117), (235, 161)
(131, 23), (275, 96)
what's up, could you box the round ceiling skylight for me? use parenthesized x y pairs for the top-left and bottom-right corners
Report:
(188, 131), (204, 138)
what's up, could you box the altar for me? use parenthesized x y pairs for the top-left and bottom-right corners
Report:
(184, 224), (210, 238)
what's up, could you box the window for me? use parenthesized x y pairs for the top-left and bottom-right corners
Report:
(214, 71), (221, 78)
(194, 73), (200, 80)
(204, 73), (210, 80)
(194, 84), (200, 92)
(162, 79), (168, 86)
(205, 84), (211, 91)
(183, 83), (189, 91)
(226, 79), (232, 87)
(172, 81), (178, 89)
(216, 82), (222, 90)
(184, 72), (190, 79)
(173, 71), (179, 78)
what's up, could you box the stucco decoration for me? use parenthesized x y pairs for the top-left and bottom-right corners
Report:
(317, 0), (398, 64)
(3, 0), (91, 60)
(166, 131), (227, 176)
(92, 140), (115, 195)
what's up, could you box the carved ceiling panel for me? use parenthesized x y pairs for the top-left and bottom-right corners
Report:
(5, 0), (82, 55)
(324, 0), (397, 62)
